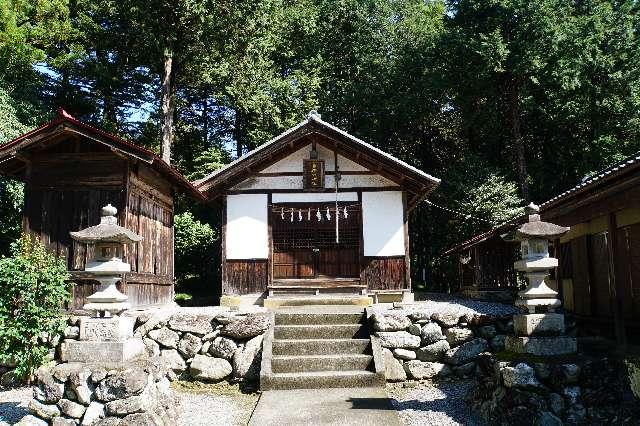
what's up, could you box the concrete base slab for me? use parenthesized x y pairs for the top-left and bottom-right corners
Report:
(220, 293), (266, 308)
(513, 313), (564, 336)
(60, 338), (146, 362)
(249, 387), (401, 426)
(505, 335), (577, 356)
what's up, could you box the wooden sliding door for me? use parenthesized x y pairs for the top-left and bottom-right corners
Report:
(272, 202), (360, 279)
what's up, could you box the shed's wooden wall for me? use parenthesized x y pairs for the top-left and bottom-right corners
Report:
(459, 238), (519, 291)
(22, 137), (175, 308)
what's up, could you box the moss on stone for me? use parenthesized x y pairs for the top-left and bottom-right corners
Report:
(625, 356), (640, 399)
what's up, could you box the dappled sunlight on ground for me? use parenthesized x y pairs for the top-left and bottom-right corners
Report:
(0, 387), (30, 425)
(172, 381), (259, 426)
(387, 379), (484, 426)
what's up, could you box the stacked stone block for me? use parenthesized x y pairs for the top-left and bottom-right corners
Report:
(59, 308), (272, 384)
(18, 359), (180, 426)
(370, 308), (513, 382)
(468, 354), (640, 425)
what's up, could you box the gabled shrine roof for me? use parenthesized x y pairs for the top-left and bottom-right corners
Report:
(195, 112), (441, 209)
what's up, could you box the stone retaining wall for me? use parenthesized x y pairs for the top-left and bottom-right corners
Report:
(17, 359), (179, 426)
(59, 308), (272, 384)
(368, 306), (513, 382)
(467, 354), (640, 424)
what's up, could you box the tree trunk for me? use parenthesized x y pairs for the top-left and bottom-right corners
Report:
(202, 91), (209, 146)
(97, 50), (117, 126)
(505, 77), (529, 202)
(160, 45), (175, 164)
(234, 110), (246, 158)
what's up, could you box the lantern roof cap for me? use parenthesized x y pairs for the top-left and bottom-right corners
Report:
(515, 207), (569, 240)
(70, 204), (143, 244)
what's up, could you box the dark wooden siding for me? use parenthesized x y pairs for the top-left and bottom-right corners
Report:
(124, 188), (174, 277)
(615, 224), (640, 320)
(22, 141), (176, 308)
(361, 257), (405, 290)
(475, 239), (519, 289)
(224, 260), (268, 294)
(571, 235), (592, 316)
(27, 188), (122, 270)
(589, 232), (612, 317)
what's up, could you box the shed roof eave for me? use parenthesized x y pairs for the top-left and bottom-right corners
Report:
(0, 109), (205, 202)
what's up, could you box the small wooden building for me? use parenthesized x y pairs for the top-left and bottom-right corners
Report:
(195, 112), (440, 303)
(444, 152), (640, 342)
(0, 109), (203, 309)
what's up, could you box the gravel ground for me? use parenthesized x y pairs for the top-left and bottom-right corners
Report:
(0, 387), (30, 425)
(372, 294), (518, 319)
(0, 382), (259, 426)
(173, 381), (259, 426)
(387, 379), (485, 426)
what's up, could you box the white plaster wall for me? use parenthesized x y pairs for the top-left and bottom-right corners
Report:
(232, 176), (303, 190)
(272, 192), (358, 203)
(261, 144), (368, 173)
(325, 174), (395, 188)
(362, 191), (405, 256)
(232, 173), (394, 190)
(225, 194), (269, 259)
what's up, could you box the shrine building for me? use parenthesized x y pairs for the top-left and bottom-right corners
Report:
(195, 112), (441, 306)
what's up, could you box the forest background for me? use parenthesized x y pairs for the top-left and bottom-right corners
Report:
(1, 0), (638, 299)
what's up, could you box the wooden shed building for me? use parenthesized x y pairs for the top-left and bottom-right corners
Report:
(0, 109), (203, 309)
(195, 112), (440, 305)
(444, 151), (640, 343)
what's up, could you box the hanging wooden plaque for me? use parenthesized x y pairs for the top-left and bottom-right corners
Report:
(303, 159), (325, 190)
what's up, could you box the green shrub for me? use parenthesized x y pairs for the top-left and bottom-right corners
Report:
(174, 212), (216, 296)
(0, 177), (24, 257)
(0, 235), (70, 380)
(174, 292), (193, 306)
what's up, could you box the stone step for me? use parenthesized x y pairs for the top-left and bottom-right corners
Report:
(272, 338), (371, 356)
(264, 295), (372, 309)
(261, 370), (384, 390)
(274, 312), (364, 326)
(274, 324), (367, 340)
(271, 354), (373, 373)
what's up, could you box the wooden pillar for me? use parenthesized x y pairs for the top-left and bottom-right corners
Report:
(402, 192), (411, 290)
(473, 246), (481, 288)
(357, 191), (365, 288)
(22, 159), (32, 234)
(607, 213), (627, 347)
(221, 196), (227, 295)
(267, 193), (273, 290)
(554, 238), (563, 302)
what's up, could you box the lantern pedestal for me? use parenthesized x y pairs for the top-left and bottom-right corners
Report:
(513, 313), (565, 335)
(82, 276), (131, 317)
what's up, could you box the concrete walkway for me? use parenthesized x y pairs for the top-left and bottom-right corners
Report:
(249, 387), (402, 426)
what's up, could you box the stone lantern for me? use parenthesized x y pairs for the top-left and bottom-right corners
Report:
(69, 204), (142, 316)
(60, 204), (146, 362)
(505, 203), (577, 356)
(513, 203), (569, 314)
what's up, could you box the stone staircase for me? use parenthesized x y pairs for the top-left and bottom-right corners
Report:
(260, 308), (385, 390)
